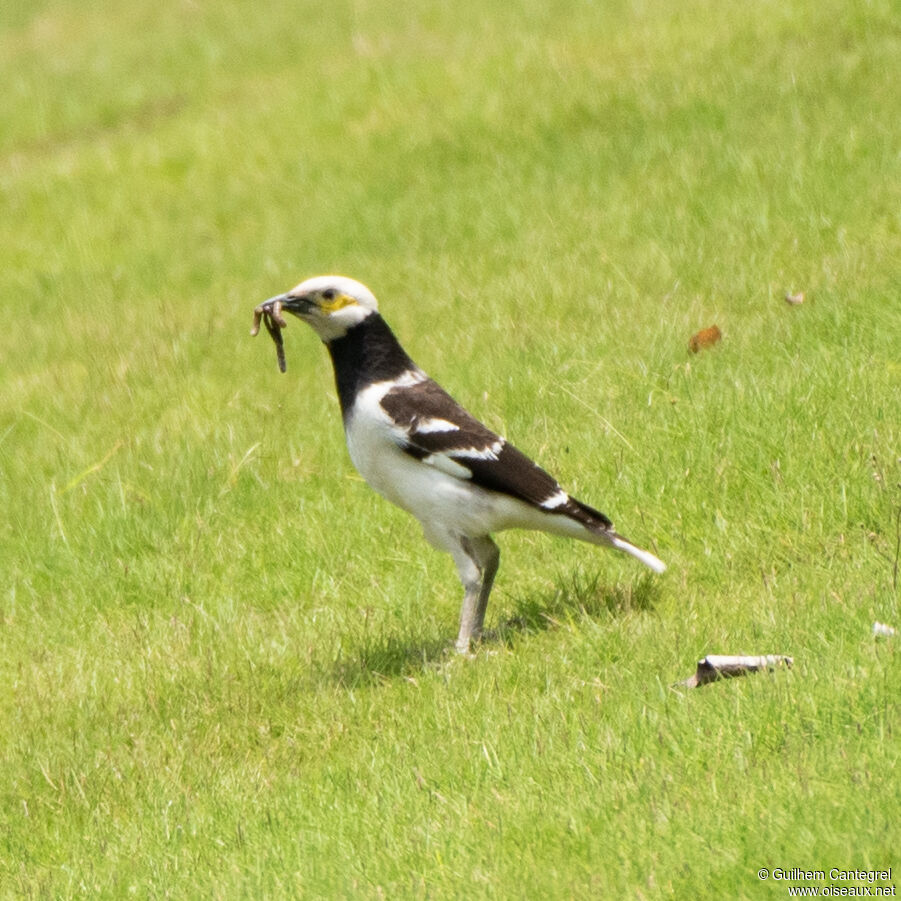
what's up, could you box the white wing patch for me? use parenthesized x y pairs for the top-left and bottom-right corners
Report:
(414, 418), (461, 434)
(539, 489), (569, 510)
(420, 453), (473, 480)
(417, 438), (508, 483)
(448, 438), (505, 461)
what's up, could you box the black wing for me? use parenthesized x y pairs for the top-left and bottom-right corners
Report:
(380, 378), (611, 529)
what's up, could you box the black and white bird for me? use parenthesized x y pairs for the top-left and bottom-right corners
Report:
(259, 275), (665, 653)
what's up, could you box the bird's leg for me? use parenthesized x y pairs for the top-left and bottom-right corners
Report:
(453, 536), (500, 654)
(471, 537), (500, 640)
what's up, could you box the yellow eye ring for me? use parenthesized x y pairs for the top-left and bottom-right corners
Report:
(320, 292), (357, 313)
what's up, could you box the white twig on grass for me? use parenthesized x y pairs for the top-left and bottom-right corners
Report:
(677, 654), (793, 689)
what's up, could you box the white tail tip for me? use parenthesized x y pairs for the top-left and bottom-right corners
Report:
(610, 535), (667, 573)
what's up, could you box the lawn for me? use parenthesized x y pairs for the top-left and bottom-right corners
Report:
(1, 0), (899, 897)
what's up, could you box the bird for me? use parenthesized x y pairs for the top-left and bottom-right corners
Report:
(257, 275), (665, 653)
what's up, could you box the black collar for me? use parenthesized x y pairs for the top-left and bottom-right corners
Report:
(326, 314), (418, 418)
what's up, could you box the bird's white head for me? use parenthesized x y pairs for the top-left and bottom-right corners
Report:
(268, 275), (379, 342)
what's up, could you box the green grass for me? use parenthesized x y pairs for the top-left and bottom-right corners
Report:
(1, 0), (899, 897)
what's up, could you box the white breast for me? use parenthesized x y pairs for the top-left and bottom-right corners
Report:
(344, 375), (429, 508)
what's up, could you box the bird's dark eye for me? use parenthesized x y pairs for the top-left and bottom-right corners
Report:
(322, 288), (336, 300)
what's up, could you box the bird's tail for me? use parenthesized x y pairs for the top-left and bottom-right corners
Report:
(606, 531), (666, 573)
(566, 498), (666, 573)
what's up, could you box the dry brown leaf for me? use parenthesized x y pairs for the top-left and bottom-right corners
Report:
(688, 324), (722, 353)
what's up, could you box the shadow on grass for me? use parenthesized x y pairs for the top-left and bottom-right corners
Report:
(495, 569), (661, 646)
(327, 633), (452, 688)
(325, 570), (661, 686)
